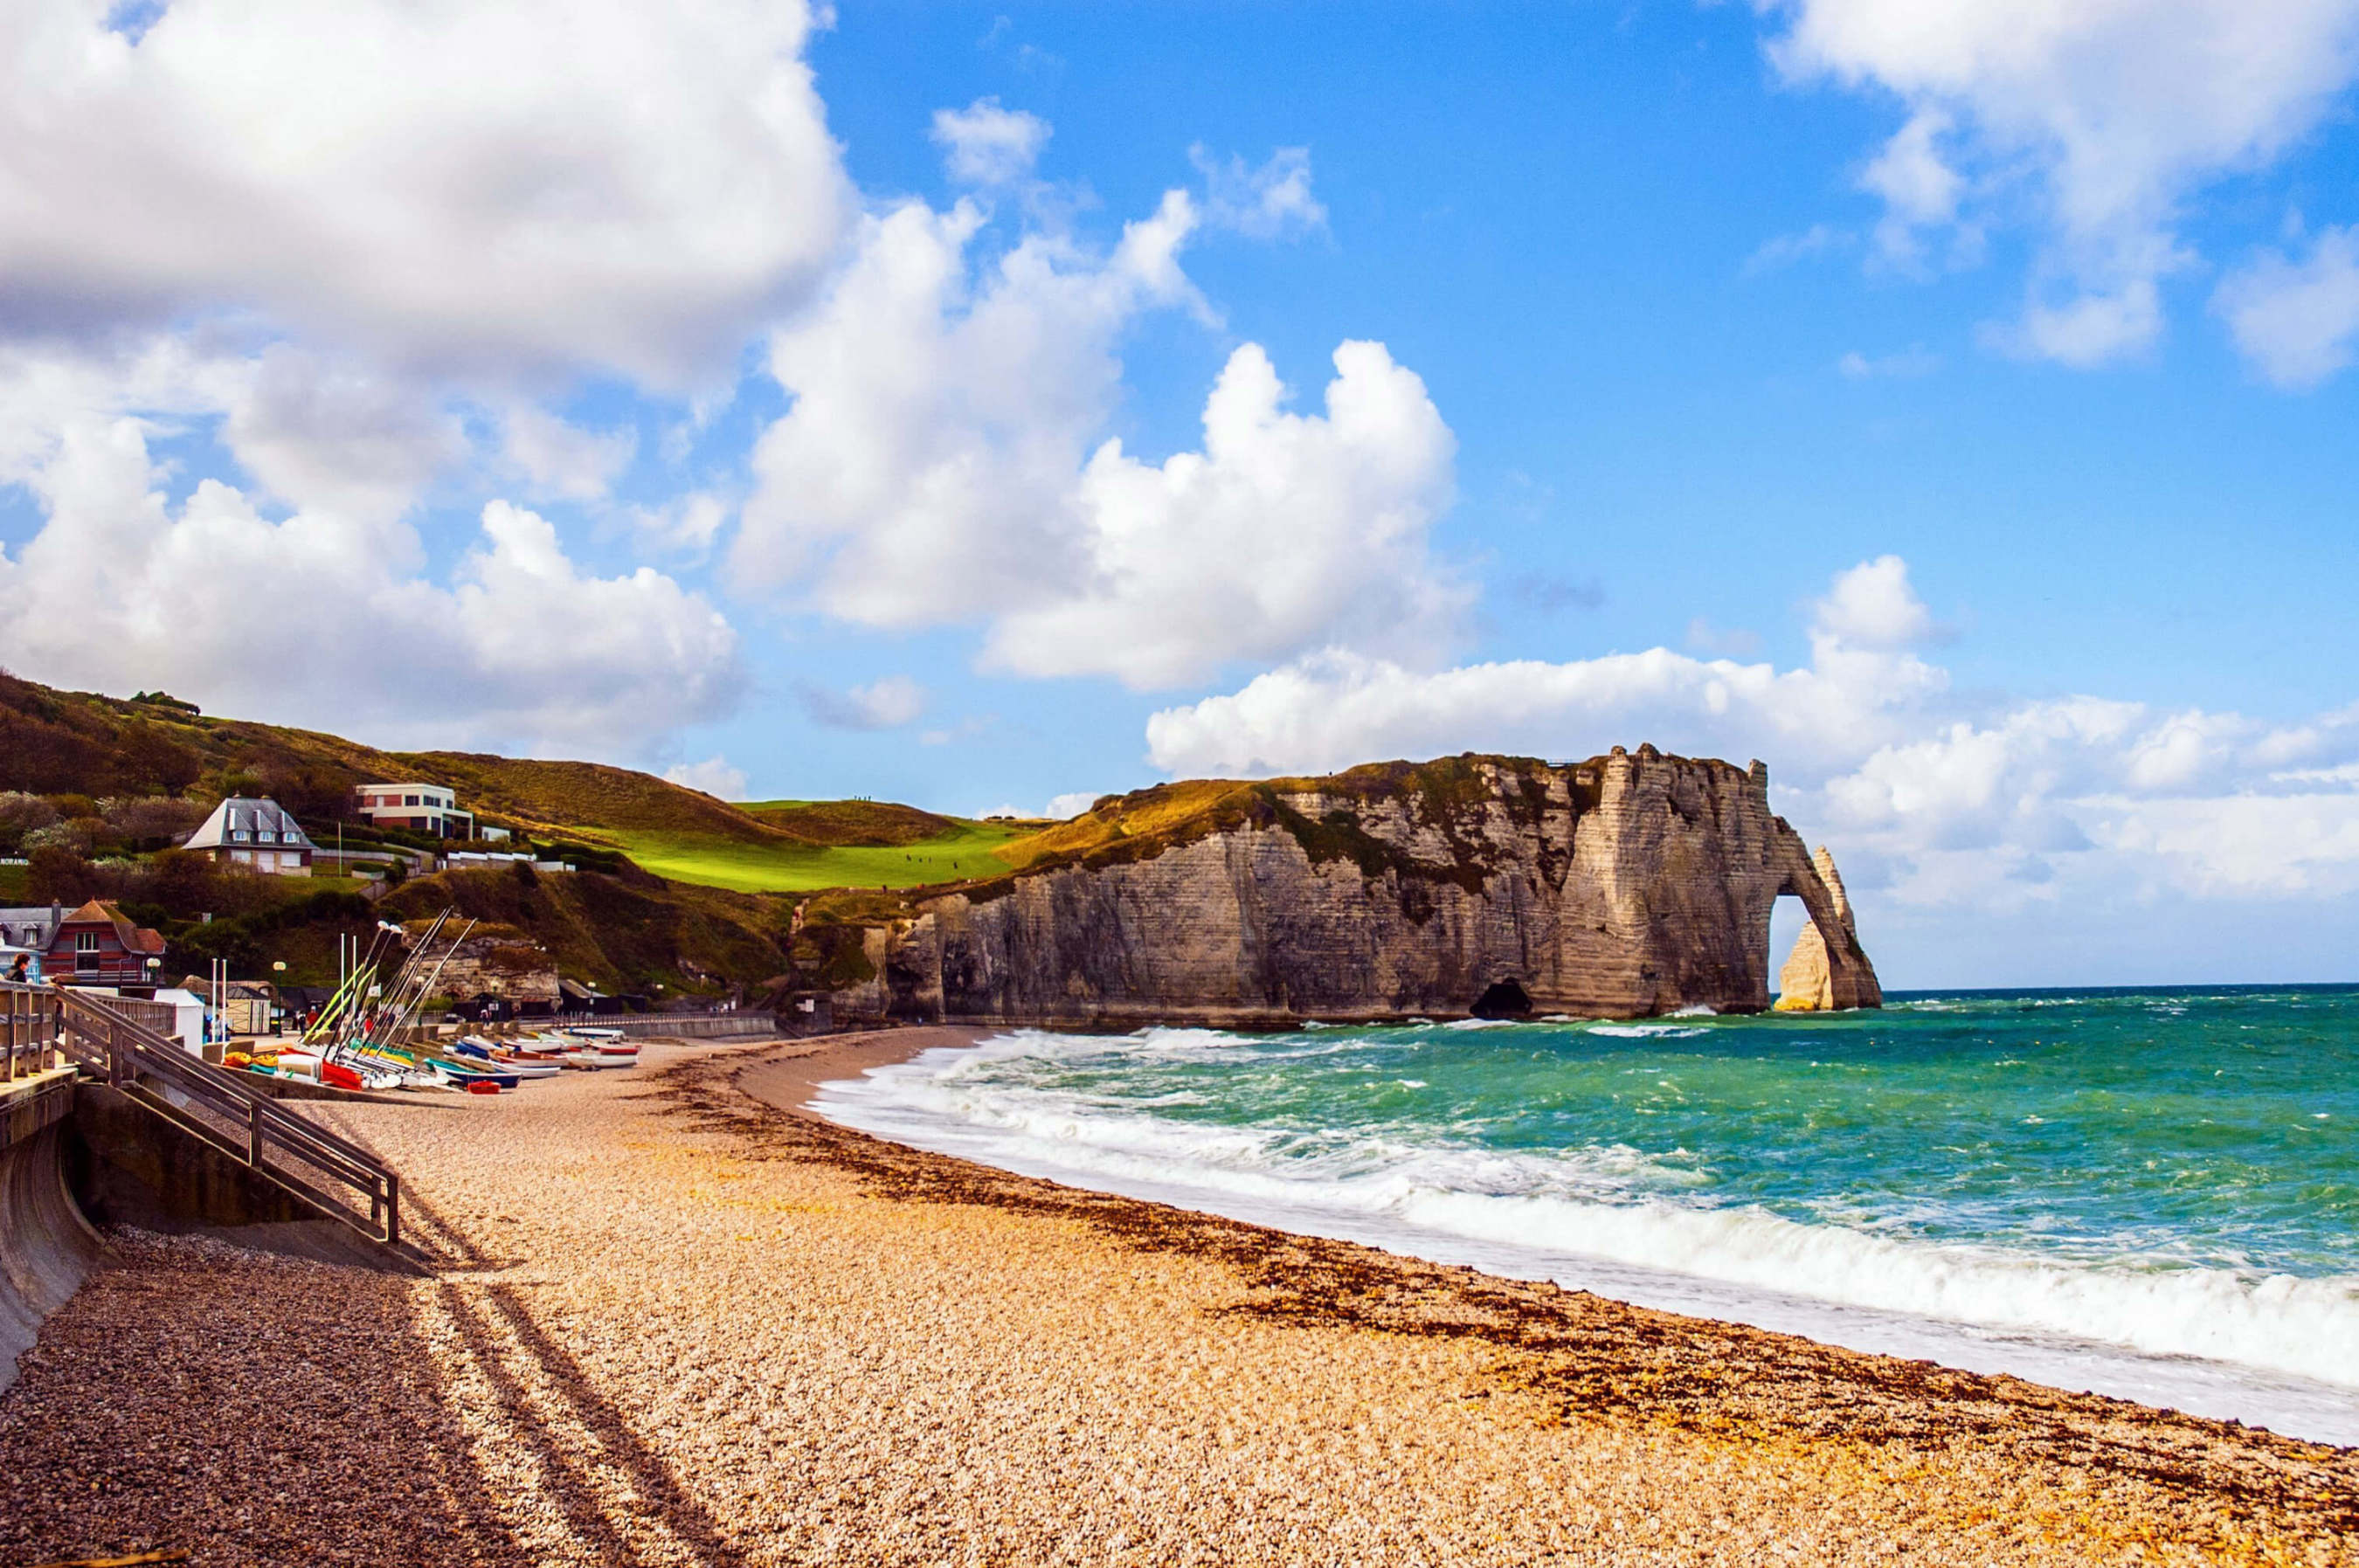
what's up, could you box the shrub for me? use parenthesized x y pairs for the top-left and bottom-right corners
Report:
(101, 795), (207, 849)
(0, 792), (59, 854)
(22, 821), (91, 858)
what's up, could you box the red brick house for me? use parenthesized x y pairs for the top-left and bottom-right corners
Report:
(46, 899), (168, 989)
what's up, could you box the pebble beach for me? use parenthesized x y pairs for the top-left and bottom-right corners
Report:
(2, 1032), (2353, 1566)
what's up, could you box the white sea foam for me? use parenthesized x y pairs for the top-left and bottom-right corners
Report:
(1584, 1023), (1710, 1039)
(810, 1033), (2359, 1440)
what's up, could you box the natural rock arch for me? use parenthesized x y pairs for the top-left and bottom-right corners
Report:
(1774, 846), (1877, 1012)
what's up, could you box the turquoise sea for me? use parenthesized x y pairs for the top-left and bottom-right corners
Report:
(812, 987), (2359, 1443)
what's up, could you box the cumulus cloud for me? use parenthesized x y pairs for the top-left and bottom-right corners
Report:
(932, 98), (1052, 186)
(0, 417), (742, 754)
(2214, 225), (2359, 389)
(799, 675), (929, 731)
(0, 3), (872, 756)
(1044, 791), (1103, 819)
(1766, 0), (2359, 368)
(665, 756), (751, 800)
(1145, 556), (2359, 914)
(982, 341), (1462, 686)
(737, 175), (1463, 688)
(1811, 554), (1937, 650)
(0, 0), (848, 387)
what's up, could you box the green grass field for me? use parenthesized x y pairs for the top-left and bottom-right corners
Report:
(612, 815), (1036, 894)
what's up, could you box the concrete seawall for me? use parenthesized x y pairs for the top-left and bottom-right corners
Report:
(549, 1013), (780, 1040)
(0, 1071), (103, 1394)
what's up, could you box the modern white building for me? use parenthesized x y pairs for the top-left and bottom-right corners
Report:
(183, 797), (316, 874)
(353, 782), (475, 839)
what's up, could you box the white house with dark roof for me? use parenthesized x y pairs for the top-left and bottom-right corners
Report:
(183, 796), (316, 874)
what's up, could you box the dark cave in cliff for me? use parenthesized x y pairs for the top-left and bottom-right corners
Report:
(1470, 978), (1532, 1019)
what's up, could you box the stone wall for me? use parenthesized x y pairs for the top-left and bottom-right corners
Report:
(421, 932), (560, 1004)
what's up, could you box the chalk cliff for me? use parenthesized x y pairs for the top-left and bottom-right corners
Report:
(814, 747), (1879, 1026)
(1774, 845), (1866, 1012)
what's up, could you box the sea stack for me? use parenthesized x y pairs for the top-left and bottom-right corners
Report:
(1774, 845), (1879, 1012)
(814, 748), (1884, 1026)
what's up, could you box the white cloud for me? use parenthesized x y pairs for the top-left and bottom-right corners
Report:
(1837, 347), (1941, 379)
(1767, 0), (2359, 365)
(931, 98), (1051, 186)
(799, 675), (929, 731)
(222, 347), (464, 525)
(0, 3), (858, 756)
(2214, 225), (2359, 388)
(737, 181), (1464, 688)
(0, 0), (848, 387)
(1744, 222), (1854, 274)
(0, 418), (741, 754)
(0, 334), (461, 528)
(499, 404), (637, 501)
(1685, 618), (1764, 657)
(1191, 146), (1329, 239)
(626, 491), (735, 553)
(1145, 556), (2359, 914)
(981, 340), (1463, 687)
(665, 756), (751, 800)
(1045, 791), (1103, 819)
(1999, 276), (2164, 367)
(737, 191), (1202, 627)
(1811, 554), (1935, 650)
(1859, 109), (1964, 268)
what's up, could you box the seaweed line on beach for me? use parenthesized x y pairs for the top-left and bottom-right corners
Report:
(654, 1041), (2359, 1558)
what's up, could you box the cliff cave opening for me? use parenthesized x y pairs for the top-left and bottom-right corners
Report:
(1470, 978), (1532, 1019)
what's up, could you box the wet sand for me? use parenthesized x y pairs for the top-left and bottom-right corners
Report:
(736, 1024), (989, 1119)
(1, 1033), (2352, 1565)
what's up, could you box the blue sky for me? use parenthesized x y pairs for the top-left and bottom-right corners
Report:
(3, 0), (2358, 984)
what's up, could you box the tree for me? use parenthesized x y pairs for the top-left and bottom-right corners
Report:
(26, 844), (95, 904)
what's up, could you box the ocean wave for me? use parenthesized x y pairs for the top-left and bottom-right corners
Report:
(814, 1052), (2359, 1392)
(1585, 1023), (1711, 1039)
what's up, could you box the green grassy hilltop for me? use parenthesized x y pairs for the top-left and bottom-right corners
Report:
(613, 799), (1040, 894)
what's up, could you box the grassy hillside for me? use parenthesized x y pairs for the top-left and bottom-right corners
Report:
(0, 670), (1048, 895)
(615, 816), (1035, 894)
(378, 865), (790, 994)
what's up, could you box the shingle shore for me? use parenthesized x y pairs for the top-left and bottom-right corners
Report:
(0, 1034), (2350, 1566)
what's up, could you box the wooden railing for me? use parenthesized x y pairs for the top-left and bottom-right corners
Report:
(1, 980), (63, 1081)
(67, 989), (178, 1039)
(51, 989), (401, 1246)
